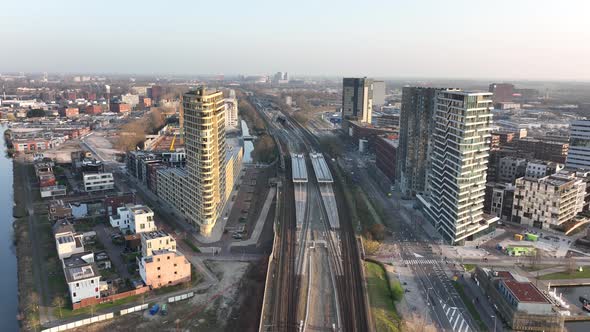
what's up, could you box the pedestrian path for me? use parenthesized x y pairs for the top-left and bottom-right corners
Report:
(439, 301), (471, 332)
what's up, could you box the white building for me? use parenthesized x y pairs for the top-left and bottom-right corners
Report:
(418, 90), (497, 244)
(83, 172), (114, 192)
(525, 160), (564, 180)
(141, 230), (177, 257)
(513, 171), (586, 229)
(63, 252), (101, 304)
(53, 220), (85, 260)
(566, 120), (590, 170)
(121, 93), (140, 108)
(224, 91), (239, 129)
(372, 80), (386, 106)
(109, 204), (157, 233)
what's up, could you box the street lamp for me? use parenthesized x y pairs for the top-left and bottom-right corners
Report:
(491, 315), (497, 332)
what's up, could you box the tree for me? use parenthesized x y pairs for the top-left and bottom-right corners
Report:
(252, 135), (277, 163)
(364, 238), (380, 256)
(26, 109), (46, 118)
(319, 136), (343, 158)
(27, 292), (40, 314)
(52, 296), (65, 319)
(25, 314), (40, 332)
(369, 223), (386, 241)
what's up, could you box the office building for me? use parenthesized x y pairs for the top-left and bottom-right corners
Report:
(396, 87), (439, 197)
(372, 80), (386, 105)
(342, 77), (373, 124)
(484, 183), (515, 221)
(566, 120), (590, 170)
(512, 137), (568, 163)
(375, 135), (398, 183)
(183, 87), (227, 235)
(418, 90), (496, 244)
(489, 83), (515, 103)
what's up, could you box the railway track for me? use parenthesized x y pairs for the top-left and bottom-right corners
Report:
(255, 94), (369, 332)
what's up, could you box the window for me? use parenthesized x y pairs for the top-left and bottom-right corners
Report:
(76, 283), (79, 287)
(73, 292), (77, 297)
(158, 275), (161, 279)
(157, 267), (160, 271)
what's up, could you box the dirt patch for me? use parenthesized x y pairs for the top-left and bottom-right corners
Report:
(70, 261), (251, 332)
(225, 259), (268, 332)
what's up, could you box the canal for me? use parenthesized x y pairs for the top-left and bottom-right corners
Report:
(555, 286), (590, 331)
(241, 120), (254, 163)
(0, 124), (19, 331)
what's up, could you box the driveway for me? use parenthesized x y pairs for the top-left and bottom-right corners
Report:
(94, 224), (131, 280)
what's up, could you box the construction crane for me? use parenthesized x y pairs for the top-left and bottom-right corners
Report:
(169, 134), (176, 151)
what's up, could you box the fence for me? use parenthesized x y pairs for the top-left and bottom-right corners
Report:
(72, 286), (149, 310)
(168, 291), (194, 303)
(41, 313), (115, 332)
(120, 303), (149, 315)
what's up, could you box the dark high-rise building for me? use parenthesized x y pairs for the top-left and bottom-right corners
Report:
(489, 83), (514, 103)
(396, 87), (439, 197)
(341, 77), (373, 124)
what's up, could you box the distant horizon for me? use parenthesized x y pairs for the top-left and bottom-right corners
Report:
(4, 71), (590, 84)
(2, 0), (589, 81)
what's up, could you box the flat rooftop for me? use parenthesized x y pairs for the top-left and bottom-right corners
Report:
(129, 204), (153, 215)
(291, 153), (308, 183)
(63, 252), (98, 282)
(502, 279), (549, 304)
(310, 153), (333, 183)
(140, 230), (172, 241)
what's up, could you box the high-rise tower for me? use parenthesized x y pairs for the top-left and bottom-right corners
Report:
(417, 90), (496, 244)
(182, 87), (226, 235)
(342, 77), (373, 125)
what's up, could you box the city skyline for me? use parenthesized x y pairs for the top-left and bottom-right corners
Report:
(2, 0), (590, 80)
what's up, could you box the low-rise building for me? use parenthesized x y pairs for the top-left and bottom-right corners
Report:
(110, 101), (130, 113)
(525, 160), (564, 180)
(513, 171), (586, 229)
(85, 105), (102, 115)
(83, 172), (114, 192)
(61, 107), (79, 118)
(473, 267), (562, 332)
(63, 252), (101, 305)
(53, 220), (85, 260)
(375, 135), (398, 183)
(138, 249), (191, 289)
(49, 200), (73, 220)
(109, 204), (157, 233)
(141, 230), (176, 257)
(40, 185), (67, 198)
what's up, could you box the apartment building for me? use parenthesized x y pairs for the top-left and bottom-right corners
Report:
(396, 87), (439, 197)
(63, 252), (101, 304)
(512, 171), (586, 229)
(182, 87), (227, 235)
(138, 249), (191, 289)
(141, 230), (176, 257)
(566, 120), (590, 170)
(512, 137), (569, 163)
(525, 160), (564, 180)
(109, 204), (157, 233)
(418, 90), (497, 244)
(497, 157), (526, 184)
(156, 167), (188, 218)
(224, 90), (239, 129)
(484, 183), (515, 221)
(224, 138), (244, 201)
(375, 135), (398, 183)
(342, 77), (373, 125)
(83, 172), (114, 192)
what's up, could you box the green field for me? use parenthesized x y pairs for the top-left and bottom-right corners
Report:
(539, 267), (590, 280)
(364, 261), (401, 332)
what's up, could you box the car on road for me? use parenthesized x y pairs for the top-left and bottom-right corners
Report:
(232, 234), (243, 240)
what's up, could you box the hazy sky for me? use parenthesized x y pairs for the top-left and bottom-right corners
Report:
(1, 0), (589, 80)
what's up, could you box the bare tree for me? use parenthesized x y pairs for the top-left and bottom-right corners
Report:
(52, 296), (65, 319)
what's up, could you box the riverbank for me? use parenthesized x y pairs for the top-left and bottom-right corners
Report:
(13, 158), (40, 331)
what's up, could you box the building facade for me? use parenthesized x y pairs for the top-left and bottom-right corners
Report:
(418, 90), (496, 244)
(139, 249), (191, 289)
(83, 172), (114, 192)
(512, 171), (586, 229)
(396, 87), (439, 197)
(342, 77), (373, 124)
(109, 204), (157, 234)
(183, 87), (227, 235)
(566, 120), (590, 170)
(375, 136), (398, 183)
(140, 230), (177, 257)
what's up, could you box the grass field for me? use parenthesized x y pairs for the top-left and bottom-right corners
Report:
(539, 267), (590, 280)
(365, 261), (401, 332)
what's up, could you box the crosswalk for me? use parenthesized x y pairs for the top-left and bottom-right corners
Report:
(440, 301), (471, 332)
(403, 259), (441, 265)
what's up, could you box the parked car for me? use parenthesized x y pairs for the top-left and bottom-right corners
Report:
(161, 304), (168, 316)
(149, 304), (159, 316)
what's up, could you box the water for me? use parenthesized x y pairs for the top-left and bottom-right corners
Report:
(0, 124), (18, 330)
(241, 120), (254, 163)
(555, 286), (590, 331)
